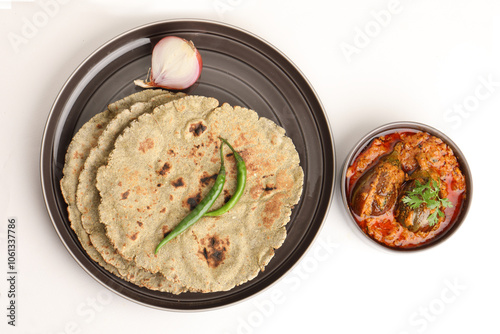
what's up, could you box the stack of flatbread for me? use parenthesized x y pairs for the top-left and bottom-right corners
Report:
(60, 89), (303, 293)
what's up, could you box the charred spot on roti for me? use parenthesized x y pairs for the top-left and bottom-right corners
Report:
(121, 190), (130, 200)
(171, 177), (185, 188)
(160, 207), (166, 213)
(186, 193), (202, 210)
(198, 234), (229, 268)
(138, 138), (154, 153)
(264, 184), (277, 192)
(189, 121), (207, 137)
(162, 225), (171, 238)
(128, 232), (139, 241)
(200, 172), (218, 186)
(158, 162), (171, 176)
(223, 189), (231, 204)
(137, 221), (143, 227)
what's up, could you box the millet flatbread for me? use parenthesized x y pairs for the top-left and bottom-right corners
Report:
(77, 91), (187, 293)
(60, 89), (180, 290)
(60, 110), (120, 275)
(96, 96), (304, 292)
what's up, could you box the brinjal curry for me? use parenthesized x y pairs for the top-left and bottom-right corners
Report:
(346, 131), (466, 249)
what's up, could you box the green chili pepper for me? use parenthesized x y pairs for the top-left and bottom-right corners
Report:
(205, 137), (246, 217)
(154, 143), (226, 254)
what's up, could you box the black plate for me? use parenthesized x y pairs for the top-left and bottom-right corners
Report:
(40, 19), (335, 310)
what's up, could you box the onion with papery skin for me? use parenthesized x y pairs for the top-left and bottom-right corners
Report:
(134, 36), (203, 90)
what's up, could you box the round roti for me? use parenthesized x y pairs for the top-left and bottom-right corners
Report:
(96, 96), (304, 292)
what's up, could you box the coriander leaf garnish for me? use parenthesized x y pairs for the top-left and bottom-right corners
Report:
(401, 178), (453, 226)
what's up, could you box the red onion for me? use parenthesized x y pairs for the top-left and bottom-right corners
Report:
(135, 36), (203, 90)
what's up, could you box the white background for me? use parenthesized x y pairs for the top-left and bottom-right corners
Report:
(1, 0), (498, 333)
